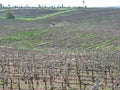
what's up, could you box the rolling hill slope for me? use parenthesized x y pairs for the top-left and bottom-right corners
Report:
(0, 8), (120, 53)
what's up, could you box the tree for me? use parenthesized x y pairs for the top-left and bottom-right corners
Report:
(0, 3), (3, 9)
(61, 4), (64, 8)
(8, 4), (10, 7)
(38, 4), (41, 8)
(6, 8), (15, 19)
(83, 0), (85, 8)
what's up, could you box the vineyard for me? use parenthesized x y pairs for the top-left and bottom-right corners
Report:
(0, 47), (120, 90)
(0, 8), (120, 90)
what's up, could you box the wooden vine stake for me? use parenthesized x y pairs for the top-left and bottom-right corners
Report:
(91, 76), (99, 90)
(115, 77), (119, 90)
(3, 70), (7, 90)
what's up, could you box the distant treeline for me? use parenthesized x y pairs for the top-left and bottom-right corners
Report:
(0, 3), (83, 9)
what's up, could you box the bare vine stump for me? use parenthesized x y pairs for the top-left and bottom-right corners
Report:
(3, 70), (8, 90)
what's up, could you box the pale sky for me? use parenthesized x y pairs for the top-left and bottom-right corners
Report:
(0, 0), (120, 7)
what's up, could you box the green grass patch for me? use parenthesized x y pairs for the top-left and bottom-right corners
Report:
(0, 29), (57, 51)
(17, 9), (74, 20)
(0, 15), (5, 18)
(72, 34), (98, 40)
(0, 30), (49, 42)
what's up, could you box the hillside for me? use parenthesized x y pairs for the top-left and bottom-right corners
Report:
(0, 8), (120, 52)
(0, 8), (120, 90)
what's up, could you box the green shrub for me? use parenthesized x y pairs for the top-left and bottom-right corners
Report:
(6, 8), (15, 19)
